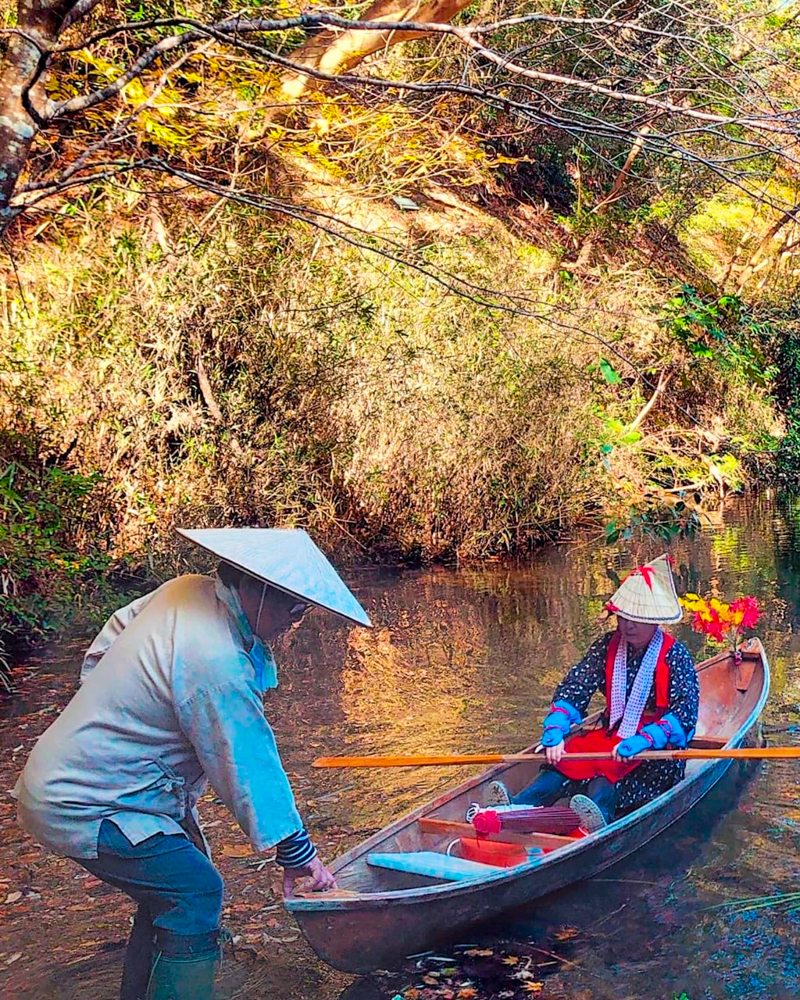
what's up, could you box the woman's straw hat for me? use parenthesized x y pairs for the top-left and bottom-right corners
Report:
(177, 527), (372, 627)
(605, 554), (682, 625)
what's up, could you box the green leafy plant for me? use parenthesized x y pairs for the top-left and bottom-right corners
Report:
(0, 450), (113, 678)
(659, 286), (776, 386)
(605, 501), (703, 546)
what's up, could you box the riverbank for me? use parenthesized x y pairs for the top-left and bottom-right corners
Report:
(3, 502), (800, 999)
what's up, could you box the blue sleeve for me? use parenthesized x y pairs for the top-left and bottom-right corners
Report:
(541, 699), (582, 746)
(640, 712), (689, 749)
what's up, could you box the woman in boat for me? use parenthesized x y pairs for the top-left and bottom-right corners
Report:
(14, 527), (371, 1000)
(487, 554), (699, 832)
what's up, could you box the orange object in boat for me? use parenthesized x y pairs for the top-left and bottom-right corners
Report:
(457, 837), (529, 867)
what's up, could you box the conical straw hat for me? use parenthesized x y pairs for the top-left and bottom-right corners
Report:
(177, 527), (372, 628)
(606, 554), (682, 624)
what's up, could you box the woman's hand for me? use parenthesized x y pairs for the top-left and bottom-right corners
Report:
(283, 856), (337, 897)
(537, 739), (566, 765)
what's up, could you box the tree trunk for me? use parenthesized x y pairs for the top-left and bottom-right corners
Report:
(280, 0), (473, 99)
(0, 0), (78, 225)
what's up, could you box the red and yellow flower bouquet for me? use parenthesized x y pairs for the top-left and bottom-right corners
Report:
(680, 593), (761, 654)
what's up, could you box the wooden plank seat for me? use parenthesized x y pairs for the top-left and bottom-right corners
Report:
(689, 736), (728, 749)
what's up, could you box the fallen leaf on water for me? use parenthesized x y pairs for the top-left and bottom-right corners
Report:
(457, 989), (478, 998)
(4, 892), (22, 903)
(501, 955), (520, 966)
(464, 948), (493, 957)
(554, 926), (579, 941)
(221, 845), (253, 858)
(422, 974), (439, 985)
(521, 983), (543, 994)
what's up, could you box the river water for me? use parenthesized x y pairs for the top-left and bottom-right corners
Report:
(4, 496), (800, 999)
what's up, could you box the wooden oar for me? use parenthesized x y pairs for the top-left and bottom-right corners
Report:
(313, 747), (800, 768)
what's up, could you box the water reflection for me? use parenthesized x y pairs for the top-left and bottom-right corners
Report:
(266, 496), (800, 999)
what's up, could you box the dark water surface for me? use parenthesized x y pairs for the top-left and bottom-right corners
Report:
(5, 496), (800, 999)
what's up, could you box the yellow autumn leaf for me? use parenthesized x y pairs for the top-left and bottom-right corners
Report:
(554, 926), (580, 940)
(123, 78), (148, 106)
(221, 844), (253, 858)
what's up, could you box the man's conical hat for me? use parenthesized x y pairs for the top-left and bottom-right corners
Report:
(606, 553), (682, 625)
(177, 527), (372, 628)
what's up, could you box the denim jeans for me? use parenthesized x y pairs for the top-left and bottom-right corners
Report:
(74, 819), (223, 999)
(512, 768), (618, 822)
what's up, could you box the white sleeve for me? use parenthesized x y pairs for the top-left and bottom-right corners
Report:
(80, 590), (157, 682)
(176, 670), (306, 852)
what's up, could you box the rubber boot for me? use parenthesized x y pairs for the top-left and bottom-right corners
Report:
(120, 906), (156, 1000)
(146, 950), (217, 1000)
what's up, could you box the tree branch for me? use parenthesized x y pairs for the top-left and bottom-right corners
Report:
(0, 0), (81, 219)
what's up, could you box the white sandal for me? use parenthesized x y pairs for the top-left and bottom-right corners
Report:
(487, 780), (512, 806)
(569, 794), (607, 833)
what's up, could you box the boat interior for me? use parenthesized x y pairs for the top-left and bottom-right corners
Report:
(320, 641), (767, 898)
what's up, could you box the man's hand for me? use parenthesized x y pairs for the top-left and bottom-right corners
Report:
(282, 856), (337, 897)
(537, 739), (566, 765)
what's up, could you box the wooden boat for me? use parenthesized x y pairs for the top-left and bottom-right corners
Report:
(285, 639), (769, 973)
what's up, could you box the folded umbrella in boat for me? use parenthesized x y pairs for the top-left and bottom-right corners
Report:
(471, 805), (580, 837)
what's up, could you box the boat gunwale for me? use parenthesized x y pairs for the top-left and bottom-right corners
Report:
(286, 639), (769, 913)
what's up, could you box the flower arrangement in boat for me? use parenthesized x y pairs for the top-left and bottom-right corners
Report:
(680, 593), (761, 652)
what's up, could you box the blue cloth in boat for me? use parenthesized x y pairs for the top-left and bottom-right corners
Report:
(367, 852), (505, 881)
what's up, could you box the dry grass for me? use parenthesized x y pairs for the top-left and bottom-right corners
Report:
(0, 166), (780, 575)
